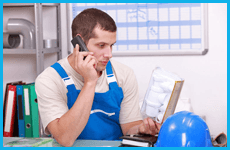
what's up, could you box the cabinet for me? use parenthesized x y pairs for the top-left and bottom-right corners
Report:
(3, 3), (62, 137)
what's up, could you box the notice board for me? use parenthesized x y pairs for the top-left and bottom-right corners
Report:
(68, 3), (208, 56)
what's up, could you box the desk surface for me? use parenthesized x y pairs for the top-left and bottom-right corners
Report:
(3, 137), (121, 147)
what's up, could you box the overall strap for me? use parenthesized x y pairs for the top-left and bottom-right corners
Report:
(106, 61), (119, 88)
(51, 62), (76, 92)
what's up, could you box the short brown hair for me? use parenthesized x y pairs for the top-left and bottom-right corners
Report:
(71, 8), (117, 45)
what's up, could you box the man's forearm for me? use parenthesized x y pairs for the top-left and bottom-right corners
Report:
(121, 120), (143, 135)
(126, 124), (140, 135)
(121, 118), (161, 136)
(48, 82), (96, 146)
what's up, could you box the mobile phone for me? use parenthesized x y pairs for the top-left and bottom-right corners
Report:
(71, 35), (89, 52)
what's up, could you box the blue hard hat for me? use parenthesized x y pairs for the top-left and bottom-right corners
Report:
(154, 111), (213, 147)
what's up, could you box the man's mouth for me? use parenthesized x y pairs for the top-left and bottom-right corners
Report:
(101, 60), (108, 65)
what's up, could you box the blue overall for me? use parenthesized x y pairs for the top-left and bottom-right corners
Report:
(51, 61), (124, 140)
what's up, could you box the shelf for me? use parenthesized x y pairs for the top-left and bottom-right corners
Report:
(3, 2), (62, 138)
(3, 48), (61, 54)
(3, 3), (59, 7)
(3, 3), (34, 7)
(43, 48), (61, 54)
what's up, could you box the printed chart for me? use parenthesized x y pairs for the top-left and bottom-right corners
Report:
(71, 3), (207, 55)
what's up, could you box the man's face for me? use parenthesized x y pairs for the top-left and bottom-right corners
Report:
(87, 27), (116, 72)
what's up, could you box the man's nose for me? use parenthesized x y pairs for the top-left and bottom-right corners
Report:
(104, 47), (113, 58)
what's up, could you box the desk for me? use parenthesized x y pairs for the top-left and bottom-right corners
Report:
(3, 137), (121, 147)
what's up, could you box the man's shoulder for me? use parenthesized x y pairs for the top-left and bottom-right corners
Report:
(36, 58), (67, 83)
(109, 59), (136, 85)
(35, 66), (58, 85)
(110, 59), (133, 74)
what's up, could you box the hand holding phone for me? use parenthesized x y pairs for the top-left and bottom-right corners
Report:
(71, 35), (89, 60)
(71, 35), (98, 83)
(71, 35), (89, 52)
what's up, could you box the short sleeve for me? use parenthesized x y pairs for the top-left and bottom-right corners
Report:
(119, 69), (143, 124)
(35, 67), (69, 135)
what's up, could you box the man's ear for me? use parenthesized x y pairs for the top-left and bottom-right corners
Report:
(76, 34), (87, 45)
(77, 34), (84, 40)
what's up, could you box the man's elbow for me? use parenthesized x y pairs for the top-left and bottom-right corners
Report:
(55, 136), (75, 147)
(60, 141), (74, 147)
(53, 132), (76, 147)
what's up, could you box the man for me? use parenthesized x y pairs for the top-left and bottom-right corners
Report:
(35, 8), (160, 147)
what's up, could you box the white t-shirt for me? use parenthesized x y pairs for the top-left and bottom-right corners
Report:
(35, 56), (142, 135)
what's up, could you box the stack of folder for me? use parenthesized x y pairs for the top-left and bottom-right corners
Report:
(3, 81), (39, 138)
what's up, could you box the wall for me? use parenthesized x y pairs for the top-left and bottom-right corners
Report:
(112, 3), (227, 137)
(3, 3), (227, 138)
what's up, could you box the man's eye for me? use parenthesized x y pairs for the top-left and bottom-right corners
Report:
(99, 44), (104, 48)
